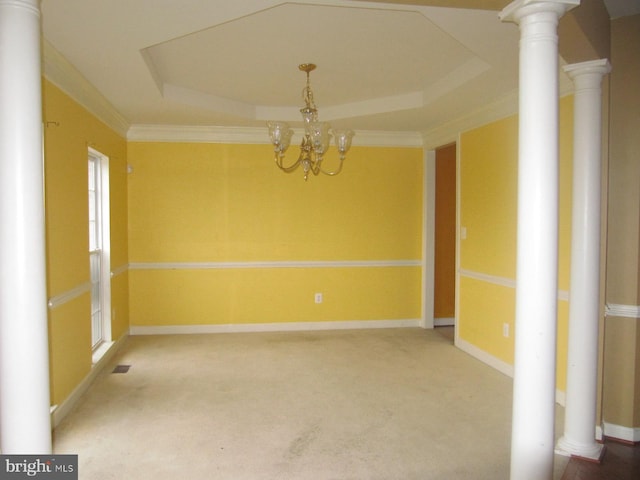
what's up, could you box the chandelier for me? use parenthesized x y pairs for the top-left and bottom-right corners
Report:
(267, 63), (355, 181)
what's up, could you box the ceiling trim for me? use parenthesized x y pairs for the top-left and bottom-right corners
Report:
(163, 83), (257, 119)
(422, 89), (519, 149)
(127, 124), (424, 148)
(41, 36), (527, 152)
(43, 40), (423, 148)
(43, 41), (130, 137)
(41, 39), (570, 153)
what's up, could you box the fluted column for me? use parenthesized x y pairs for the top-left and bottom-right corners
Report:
(499, 1), (578, 478)
(556, 59), (611, 461)
(0, 0), (52, 453)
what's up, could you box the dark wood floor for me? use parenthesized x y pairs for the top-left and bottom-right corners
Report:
(561, 439), (640, 480)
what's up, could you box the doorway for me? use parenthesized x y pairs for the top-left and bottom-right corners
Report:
(434, 143), (456, 328)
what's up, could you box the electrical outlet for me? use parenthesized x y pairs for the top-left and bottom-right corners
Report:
(503, 323), (509, 338)
(314, 293), (323, 304)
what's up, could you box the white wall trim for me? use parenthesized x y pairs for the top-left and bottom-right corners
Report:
(46, 274), (126, 316)
(50, 332), (128, 428)
(126, 124), (424, 148)
(130, 318), (422, 336)
(605, 303), (640, 319)
(454, 133), (462, 351)
(422, 149), (436, 329)
(456, 337), (566, 406)
(602, 422), (640, 443)
(43, 41), (129, 137)
(459, 268), (569, 301)
(47, 282), (92, 309)
(111, 264), (129, 278)
(434, 317), (455, 326)
(129, 259), (421, 271)
(460, 268), (516, 289)
(456, 337), (514, 377)
(127, 125), (267, 144)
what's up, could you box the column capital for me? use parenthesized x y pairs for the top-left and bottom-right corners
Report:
(563, 58), (612, 79)
(500, 0), (580, 24)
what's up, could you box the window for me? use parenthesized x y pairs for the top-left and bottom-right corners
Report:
(88, 148), (111, 352)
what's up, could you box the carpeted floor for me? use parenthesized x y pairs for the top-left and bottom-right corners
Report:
(52, 328), (569, 479)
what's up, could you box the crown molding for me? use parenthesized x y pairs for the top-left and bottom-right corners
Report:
(127, 125), (268, 144)
(43, 39), (574, 151)
(422, 89), (519, 149)
(43, 41), (130, 137)
(422, 77), (575, 150)
(129, 259), (421, 270)
(127, 124), (424, 148)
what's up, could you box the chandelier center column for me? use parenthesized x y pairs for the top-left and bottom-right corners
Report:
(499, 1), (578, 478)
(556, 58), (611, 461)
(0, 0), (52, 453)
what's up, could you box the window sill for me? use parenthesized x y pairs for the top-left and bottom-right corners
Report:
(92, 341), (114, 366)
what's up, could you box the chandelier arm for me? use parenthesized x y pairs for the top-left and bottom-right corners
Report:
(319, 158), (345, 177)
(308, 158), (323, 176)
(274, 152), (302, 173)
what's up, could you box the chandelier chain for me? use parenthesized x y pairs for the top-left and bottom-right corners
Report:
(302, 71), (316, 111)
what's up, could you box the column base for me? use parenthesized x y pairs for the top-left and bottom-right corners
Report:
(555, 436), (606, 462)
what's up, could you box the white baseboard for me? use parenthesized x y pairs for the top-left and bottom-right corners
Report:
(130, 319), (422, 336)
(603, 421), (640, 443)
(455, 337), (566, 406)
(50, 332), (128, 429)
(434, 317), (455, 326)
(596, 424), (604, 441)
(455, 337), (514, 377)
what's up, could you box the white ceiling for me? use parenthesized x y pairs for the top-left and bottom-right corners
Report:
(40, 0), (638, 135)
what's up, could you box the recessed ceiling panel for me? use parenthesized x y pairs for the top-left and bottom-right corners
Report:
(143, 3), (476, 111)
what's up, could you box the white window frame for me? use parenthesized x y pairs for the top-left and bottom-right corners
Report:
(88, 147), (112, 356)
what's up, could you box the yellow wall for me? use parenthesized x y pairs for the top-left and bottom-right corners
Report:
(458, 95), (574, 392)
(43, 80), (128, 405)
(127, 142), (423, 327)
(43, 72), (578, 410)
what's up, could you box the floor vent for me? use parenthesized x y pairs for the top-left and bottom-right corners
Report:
(112, 365), (131, 374)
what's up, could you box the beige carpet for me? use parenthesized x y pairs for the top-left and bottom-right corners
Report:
(53, 328), (568, 479)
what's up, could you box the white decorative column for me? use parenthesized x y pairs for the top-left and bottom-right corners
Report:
(556, 59), (611, 461)
(0, 0), (52, 453)
(499, 1), (578, 478)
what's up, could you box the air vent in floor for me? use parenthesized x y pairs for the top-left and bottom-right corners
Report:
(112, 365), (131, 374)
